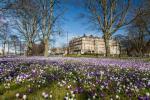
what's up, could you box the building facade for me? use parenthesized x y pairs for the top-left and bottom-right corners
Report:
(69, 35), (120, 55)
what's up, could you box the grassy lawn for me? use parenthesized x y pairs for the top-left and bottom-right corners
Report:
(65, 54), (150, 62)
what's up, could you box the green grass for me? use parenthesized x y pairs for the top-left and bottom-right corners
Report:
(65, 54), (103, 58)
(0, 79), (149, 100)
(0, 82), (89, 100)
(27, 82), (67, 100)
(65, 54), (150, 62)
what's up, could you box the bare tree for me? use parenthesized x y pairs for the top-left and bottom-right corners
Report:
(117, 0), (150, 57)
(7, 0), (40, 56)
(138, 0), (150, 38)
(114, 15), (149, 57)
(37, 0), (66, 57)
(79, 0), (139, 57)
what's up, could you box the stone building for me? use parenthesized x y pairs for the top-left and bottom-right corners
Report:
(69, 34), (120, 55)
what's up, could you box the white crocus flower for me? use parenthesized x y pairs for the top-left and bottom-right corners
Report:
(23, 94), (27, 100)
(16, 93), (20, 98)
(44, 93), (49, 99)
(42, 92), (46, 96)
(116, 95), (120, 99)
(49, 94), (52, 98)
(146, 92), (150, 96)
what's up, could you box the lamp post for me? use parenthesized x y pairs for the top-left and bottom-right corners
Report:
(20, 40), (21, 56)
(7, 40), (9, 55)
(67, 32), (69, 55)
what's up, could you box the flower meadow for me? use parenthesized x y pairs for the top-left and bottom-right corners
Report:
(0, 57), (149, 100)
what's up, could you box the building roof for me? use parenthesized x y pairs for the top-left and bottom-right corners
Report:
(70, 34), (117, 43)
(81, 34), (101, 39)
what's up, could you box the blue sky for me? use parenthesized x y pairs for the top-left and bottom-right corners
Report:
(54, 0), (139, 47)
(54, 3), (100, 47)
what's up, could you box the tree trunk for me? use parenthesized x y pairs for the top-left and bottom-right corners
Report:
(27, 41), (33, 56)
(44, 37), (49, 57)
(3, 42), (6, 56)
(15, 43), (17, 55)
(119, 43), (121, 58)
(8, 42), (9, 55)
(20, 41), (22, 56)
(104, 35), (110, 57)
(138, 49), (143, 57)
